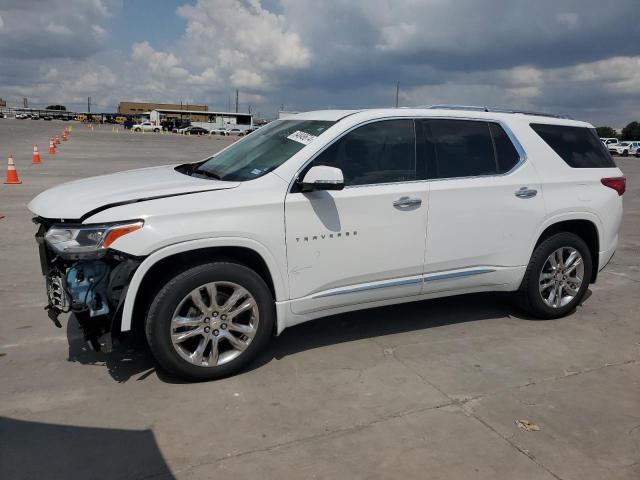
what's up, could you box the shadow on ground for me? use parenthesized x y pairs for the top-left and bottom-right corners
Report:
(0, 416), (175, 480)
(65, 291), (550, 383)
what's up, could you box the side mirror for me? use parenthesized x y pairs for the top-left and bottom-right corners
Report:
(299, 166), (344, 192)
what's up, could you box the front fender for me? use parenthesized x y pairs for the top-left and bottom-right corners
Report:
(119, 237), (286, 332)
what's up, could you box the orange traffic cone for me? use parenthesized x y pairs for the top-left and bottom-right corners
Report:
(4, 154), (22, 184)
(32, 144), (42, 164)
(55, 135), (60, 145)
(49, 138), (56, 155)
(62, 131), (67, 141)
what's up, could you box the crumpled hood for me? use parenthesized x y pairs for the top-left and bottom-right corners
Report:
(28, 164), (240, 220)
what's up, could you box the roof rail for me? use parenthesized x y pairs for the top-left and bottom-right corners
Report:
(417, 104), (573, 120)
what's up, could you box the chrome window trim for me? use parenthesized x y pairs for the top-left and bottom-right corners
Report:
(287, 116), (528, 193)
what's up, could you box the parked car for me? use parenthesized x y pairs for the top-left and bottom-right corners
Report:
(132, 121), (161, 133)
(28, 107), (625, 381)
(209, 128), (228, 136)
(177, 126), (209, 135)
(613, 141), (640, 157)
(42, 115), (53, 121)
(15, 113), (28, 119)
(601, 138), (620, 154)
(226, 128), (245, 136)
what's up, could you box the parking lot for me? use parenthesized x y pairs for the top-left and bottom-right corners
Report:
(1, 119), (639, 479)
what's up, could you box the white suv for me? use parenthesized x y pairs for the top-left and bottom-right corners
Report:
(614, 141), (640, 157)
(29, 107), (625, 380)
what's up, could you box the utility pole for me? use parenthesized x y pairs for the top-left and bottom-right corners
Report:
(88, 96), (91, 114)
(235, 89), (239, 113)
(228, 95), (231, 112)
(23, 97), (28, 108)
(395, 81), (399, 108)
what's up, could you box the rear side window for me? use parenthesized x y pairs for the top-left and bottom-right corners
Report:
(530, 123), (615, 168)
(430, 119), (496, 178)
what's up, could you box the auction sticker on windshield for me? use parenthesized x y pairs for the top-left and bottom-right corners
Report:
(287, 130), (317, 145)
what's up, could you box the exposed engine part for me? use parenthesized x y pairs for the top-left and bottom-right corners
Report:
(46, 269), (70, 312)
(66, 261), (110, 317)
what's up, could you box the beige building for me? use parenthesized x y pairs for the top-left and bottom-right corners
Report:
(117, 101), (209, 121)
(0, 98), (6, 108)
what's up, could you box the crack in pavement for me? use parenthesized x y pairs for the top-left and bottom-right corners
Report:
(366, 339), (640, 480)
(140, 398), (458, 479)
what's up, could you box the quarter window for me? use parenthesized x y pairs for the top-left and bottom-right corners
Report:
(530, 123), (615, 168)
(312, 119), (416, 186)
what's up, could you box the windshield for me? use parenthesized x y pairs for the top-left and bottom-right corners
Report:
(192, 120), (334, 181)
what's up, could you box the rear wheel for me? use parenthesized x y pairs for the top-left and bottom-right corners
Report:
(519, 232), (592, 319)
(145, 262), (274, 381)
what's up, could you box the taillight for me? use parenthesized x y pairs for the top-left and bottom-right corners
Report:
(601, 177), (626, 196)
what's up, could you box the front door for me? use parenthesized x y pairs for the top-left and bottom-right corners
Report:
(284, 119), (429, 314)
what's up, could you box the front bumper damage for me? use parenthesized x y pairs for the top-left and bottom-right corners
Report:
(34, 218), (142, 352)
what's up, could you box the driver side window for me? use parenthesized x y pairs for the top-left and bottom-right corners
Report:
(312, 119), (416, 186)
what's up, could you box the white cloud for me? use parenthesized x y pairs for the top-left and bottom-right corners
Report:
(556, 12), (579, 28)
(92, 24), (107, 38)
(45, 23), (73, 35)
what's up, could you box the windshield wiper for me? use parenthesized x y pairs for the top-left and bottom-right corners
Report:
(193, 169), (222, 180)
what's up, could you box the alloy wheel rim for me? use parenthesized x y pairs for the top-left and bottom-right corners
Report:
(538, 247), (584, 308)
(170, 281), (259, 367)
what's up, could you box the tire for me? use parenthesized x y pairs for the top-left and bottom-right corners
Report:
(622, 150), (628, 157)
(518, 232), (592, 319)
(145, 262), (274, 381)
(154, 128), (160, 133)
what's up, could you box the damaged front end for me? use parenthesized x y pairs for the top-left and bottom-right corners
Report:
(34, 217), (144, 352)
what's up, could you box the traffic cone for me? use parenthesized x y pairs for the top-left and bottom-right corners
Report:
(4, 155), (22, 184)
(62, 130), (67, 141)
(55, 135), (60, 145)
(49, 138), (56, 155)
(32, 145), (42, 164)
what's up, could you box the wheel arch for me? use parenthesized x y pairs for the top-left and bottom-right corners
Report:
(533, 218), (600, 283)
(120, 238), (286, 334)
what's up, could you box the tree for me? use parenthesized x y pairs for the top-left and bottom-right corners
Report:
(595, 126), (617, 138)
(45, 105), (66, 111)
(621, 121), (640, 141)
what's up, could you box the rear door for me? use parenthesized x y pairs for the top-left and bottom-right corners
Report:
(285, 119), (429, 314)
(418, 118), (546, 292)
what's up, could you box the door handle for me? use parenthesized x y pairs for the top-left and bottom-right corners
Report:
(393, 196), (422, 208)
(515, 187), (537, 199)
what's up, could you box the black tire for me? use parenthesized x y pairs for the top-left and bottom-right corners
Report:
(622, 150), (628, 157)
(145, 262), (274, 381)
(518, 232), (592, 319)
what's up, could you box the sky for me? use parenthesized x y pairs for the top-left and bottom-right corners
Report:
(0, 0), (638, 127)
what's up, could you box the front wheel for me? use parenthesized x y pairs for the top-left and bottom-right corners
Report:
(622, 150), (629, 157)
(518, 232), (592, 319)
(145, 262), (274, 381)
